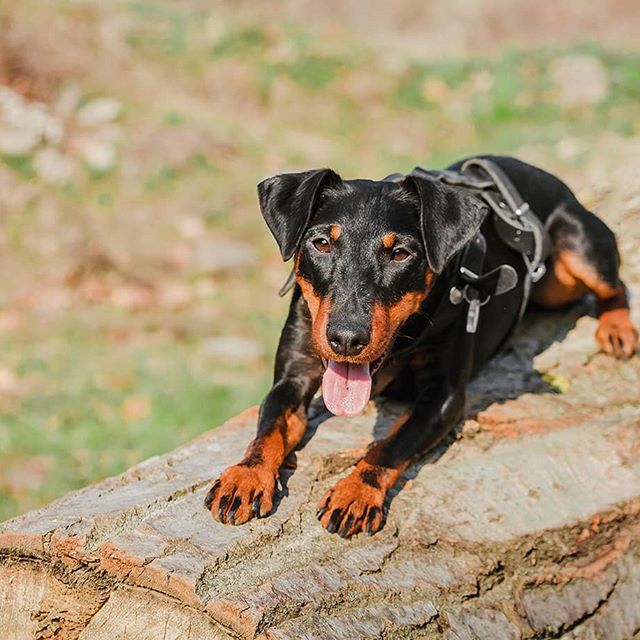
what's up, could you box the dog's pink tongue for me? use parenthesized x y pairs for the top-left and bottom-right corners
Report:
(322, 360), (372, 417)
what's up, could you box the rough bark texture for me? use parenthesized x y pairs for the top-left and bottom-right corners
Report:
(1, 298), (640, 640)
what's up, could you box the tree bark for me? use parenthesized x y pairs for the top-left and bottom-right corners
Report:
(1, 303), (640, 640)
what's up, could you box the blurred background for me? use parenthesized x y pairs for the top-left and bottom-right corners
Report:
(1, 0), (639, 520)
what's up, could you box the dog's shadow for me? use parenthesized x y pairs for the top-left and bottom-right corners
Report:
(274, 298), (594, 522)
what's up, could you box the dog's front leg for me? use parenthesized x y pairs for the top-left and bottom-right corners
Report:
(205, 291), (323, 525)
(317, 336), (473, 538)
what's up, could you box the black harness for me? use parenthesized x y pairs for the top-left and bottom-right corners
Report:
(279, 158), (551, 346)
(399, 157), (551, 336)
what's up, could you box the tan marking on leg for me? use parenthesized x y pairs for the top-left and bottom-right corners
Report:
(282, 406), (308, 454)
(245, 406), (308, 469)
(561, 251), (619, 298)
(596, 288), (638, 359)
(317, 458), (404, 537)
(207, 407), (308, 525)
(532, 251), (591, 307)
(533, 250), (638, 358)
(206, 463), (277, 524)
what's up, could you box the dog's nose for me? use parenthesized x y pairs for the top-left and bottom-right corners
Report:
(327, 325), (370, 357)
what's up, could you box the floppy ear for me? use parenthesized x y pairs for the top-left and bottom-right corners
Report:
(257, 169), (342, 261)
(402, 175), (489, 273)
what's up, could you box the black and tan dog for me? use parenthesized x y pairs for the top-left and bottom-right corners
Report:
(205, 155), (638, 538)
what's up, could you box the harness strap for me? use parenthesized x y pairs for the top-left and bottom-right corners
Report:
(409, 166), (494, 190)
(455, 158), (550, 319)
(388, 239), (486, 358)
(460, 158), (550, 279)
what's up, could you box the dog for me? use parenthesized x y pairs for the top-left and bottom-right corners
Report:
(205, 155), (638, 538)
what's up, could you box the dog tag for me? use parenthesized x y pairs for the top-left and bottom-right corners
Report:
(466, 298), (481, 334)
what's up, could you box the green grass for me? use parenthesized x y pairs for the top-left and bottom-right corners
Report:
(0, 0), (638, 520)
(2, 154), (37, 179)
(0, 308), (272, 520)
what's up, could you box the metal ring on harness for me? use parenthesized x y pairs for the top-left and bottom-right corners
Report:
(462, 285), (491, 307)
(449, 284), (491, 307)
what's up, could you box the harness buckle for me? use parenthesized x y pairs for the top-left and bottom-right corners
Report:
(530, 262), (546, 282)
(449, 286), (464, 305)
(466, 298), (481, 334)
(450, 284), (490, 333)
(523, 254), (547, 283)
(463, 287), (490, 333)
(459, 266), (480, 281)
(462, 285), (491, 307)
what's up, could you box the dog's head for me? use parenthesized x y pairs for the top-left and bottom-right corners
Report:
(258, 169), (487, 416)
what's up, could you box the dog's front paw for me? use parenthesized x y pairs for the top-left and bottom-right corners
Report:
(316, 466), (386, 538)
(205, 464), (277, 525)
(596, 309), (639, 359)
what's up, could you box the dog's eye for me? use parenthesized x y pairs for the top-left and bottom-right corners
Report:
(391, 247), (411, 262)
(312, 237), (331, 254)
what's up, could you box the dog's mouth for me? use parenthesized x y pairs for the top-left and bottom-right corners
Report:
(321, 352), (387, 417)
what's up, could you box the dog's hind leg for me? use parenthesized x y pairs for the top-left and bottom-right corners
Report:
(532, 200), (638, 358)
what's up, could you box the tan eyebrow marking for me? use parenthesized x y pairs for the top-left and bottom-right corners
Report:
(382, 233), (397, 249)
(330, 225), (342, 241)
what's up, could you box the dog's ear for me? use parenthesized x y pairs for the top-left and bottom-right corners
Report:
(402, 175), (488, 273)
(257, 169), (342, 261)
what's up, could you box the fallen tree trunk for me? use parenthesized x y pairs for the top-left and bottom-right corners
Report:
(1, 303), (640, 640)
